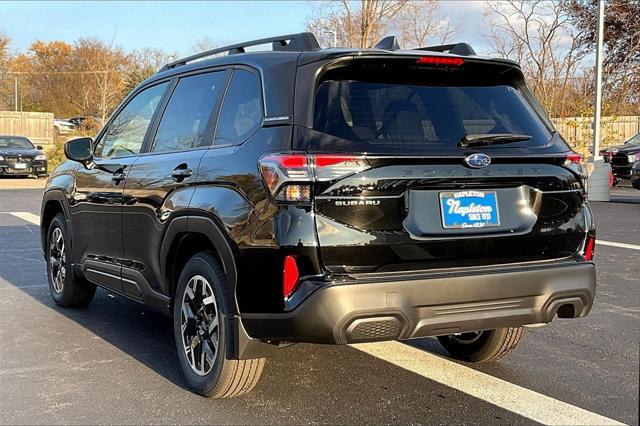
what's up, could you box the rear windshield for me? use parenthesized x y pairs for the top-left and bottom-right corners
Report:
(311, 79), (552, 154)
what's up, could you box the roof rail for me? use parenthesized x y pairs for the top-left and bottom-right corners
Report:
(159, 32), (320, 72)
(416, 43), (477, 56)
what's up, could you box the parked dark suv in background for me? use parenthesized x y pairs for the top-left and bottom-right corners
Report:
(41, 33), (596, 398)
(604, 133), (640, 184)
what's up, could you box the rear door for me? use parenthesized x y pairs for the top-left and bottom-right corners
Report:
(121, 69), (229, 297)
(296, 57), (588, 274)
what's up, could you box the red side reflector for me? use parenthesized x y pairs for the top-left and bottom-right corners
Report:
(416, 56), (464, 66)
(584, 235), (595, 261)
(283, 255), (299, 298)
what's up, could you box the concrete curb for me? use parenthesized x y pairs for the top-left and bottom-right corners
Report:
(0, 178), (47, 190)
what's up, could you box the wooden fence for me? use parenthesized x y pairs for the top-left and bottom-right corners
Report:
(0, 111), (54, 147)
(551, 116), (639, 150)
(0, 111), (637, 153)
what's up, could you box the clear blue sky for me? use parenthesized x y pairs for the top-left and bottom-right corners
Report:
(0, 0), (489, 55)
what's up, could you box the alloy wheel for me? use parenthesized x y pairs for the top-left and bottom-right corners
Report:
(49, 227), (66, 293)
(180, 275), (220, 376)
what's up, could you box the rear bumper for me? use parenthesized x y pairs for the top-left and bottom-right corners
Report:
(242, 262), (596, 344)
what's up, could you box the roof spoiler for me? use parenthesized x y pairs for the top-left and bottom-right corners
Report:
(159, 32), (321, 72)
(416, 43), (477, 56)
(370, 37), (477, 56)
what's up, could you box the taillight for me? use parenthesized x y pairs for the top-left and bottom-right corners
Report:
(314, 155), (370, 180)
(283, 255), (299, 298)
(258, 153), (370, 202)
(564, 152), (586, 178)
(583, 234), (595, 261)
(565, 153), (583, 165)
(416, 56), (464, 66)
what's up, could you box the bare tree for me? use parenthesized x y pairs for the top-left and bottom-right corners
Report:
(568, 0), (640, 114)
(484, 0), (588, 117)
(0, 33), (14, 110)
(131, 47), (178, 71)
(75, 38), (130, 122)
(190, 36), (220, 53)
(124, 47), (178, 94)
(393, 1), (460, 49)
(307, 0), (408, 48)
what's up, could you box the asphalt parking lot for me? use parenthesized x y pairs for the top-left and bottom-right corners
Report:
(0, 184), (638, 425)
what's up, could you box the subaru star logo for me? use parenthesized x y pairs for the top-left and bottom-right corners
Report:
(464, 153), (491, 169)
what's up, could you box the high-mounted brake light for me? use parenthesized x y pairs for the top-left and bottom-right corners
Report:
(283, 255), (299, 298)
(258, 153), (370, 202)
(416, 56), (465, 66)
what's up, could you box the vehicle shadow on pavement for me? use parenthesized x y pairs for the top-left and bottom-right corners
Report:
(2, 281), (190, 391)
(0, 226), (190, 392)
(0, 223), (536, 424)
(0, 249), (534, 423)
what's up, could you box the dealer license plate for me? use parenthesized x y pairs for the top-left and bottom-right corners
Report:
(439, 190), (500, 229)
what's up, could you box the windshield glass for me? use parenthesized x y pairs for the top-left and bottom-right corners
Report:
(0, 137), (34, 149)
(311, 80), (552, 154)
(625, 133), (640, 145)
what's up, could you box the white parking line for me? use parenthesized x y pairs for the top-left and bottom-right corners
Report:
(4, 212), (40, 225)
(352, 341), (623, 425)
(597, 240), (640, 251)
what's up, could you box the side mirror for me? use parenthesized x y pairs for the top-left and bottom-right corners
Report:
(64, 137), (93, 163)
(36, 145), (44, 150)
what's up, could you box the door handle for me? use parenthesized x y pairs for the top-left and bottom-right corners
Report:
(171, 165), (192, 181)
(111, 171), (126, 184)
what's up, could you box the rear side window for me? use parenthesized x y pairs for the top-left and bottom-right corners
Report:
(214, 69), (262, 146)
(311, 76), (552, 154)
(151, 71), (226, 153)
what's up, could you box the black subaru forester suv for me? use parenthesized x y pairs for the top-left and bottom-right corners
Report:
(41, 33), (596, 398)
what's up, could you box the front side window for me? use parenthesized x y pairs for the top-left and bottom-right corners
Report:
(625, 133), (640, 146)
(151, 71), (226, 153)
(95, 82), (168, 158)
(214, 69), (262, 146)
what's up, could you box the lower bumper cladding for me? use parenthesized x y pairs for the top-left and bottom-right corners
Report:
(242, 262), (596, 345)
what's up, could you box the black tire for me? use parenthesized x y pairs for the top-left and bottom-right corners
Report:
(173, 252), (265, 398)
(437, 327), (525, 363)
(45, 213), (96, 307)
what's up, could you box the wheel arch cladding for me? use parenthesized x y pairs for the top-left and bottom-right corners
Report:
(161, 216), (240, 313)
(40, 191), (70, 253)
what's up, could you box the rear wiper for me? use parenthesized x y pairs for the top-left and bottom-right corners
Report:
(459, 133), (531, 147)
